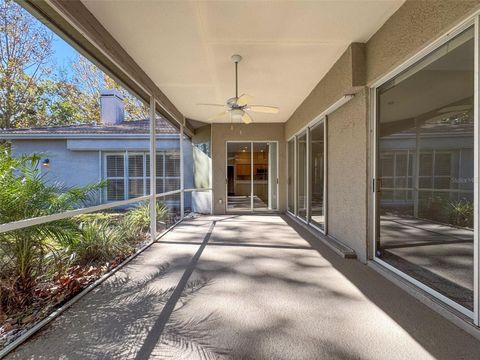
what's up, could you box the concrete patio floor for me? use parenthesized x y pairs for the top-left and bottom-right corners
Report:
(7, 215), (480, 359)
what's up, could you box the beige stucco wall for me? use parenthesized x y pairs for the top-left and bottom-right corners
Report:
(280, 0), (480, 262)
(285, 43), (365, 140)
(327, 89), (368, 262)
(211, 123), (286, 214)
(366, 0), (480, 85)
(192, 124), (211, 156)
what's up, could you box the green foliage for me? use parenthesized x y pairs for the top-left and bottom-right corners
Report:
(122, 202), (169, 240)
(0, 0), (149, 129)
(0, 0), (53, 129)
(0, 147), (104, 309)
(75, 213), (121, 223)
(0, 146), (104, 222)
(447, 199), (474, 228)
(65, 219), (131, 265)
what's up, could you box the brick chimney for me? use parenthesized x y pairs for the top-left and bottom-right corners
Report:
(100, 89), (124, 125)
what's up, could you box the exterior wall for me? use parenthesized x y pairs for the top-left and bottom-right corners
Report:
(282, 0), (480, 263)
(192, 124), (211, 156)
(211, 123), (286, 214)
(327, 89), (368, 262)
(366, 0), (480, 85)
(11, 139), (100, 191)
(10, 137), (187, 203)
(285, 43), (365, 140)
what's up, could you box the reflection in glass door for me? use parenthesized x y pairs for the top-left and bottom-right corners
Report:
(227, 142), (251, 211)
(253, 142), (278, 210)
(227, 141), (278, 212)
(287, 139), (295, 213)
(309, 121), (325, 229)
(297, 132), (308, 221)
(375, 26), (475, 314)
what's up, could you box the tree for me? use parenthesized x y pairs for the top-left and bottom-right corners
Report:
(67, 55), (149, 123)
(0, 0), (53, 129)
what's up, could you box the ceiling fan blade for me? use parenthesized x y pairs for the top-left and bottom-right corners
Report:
(247, 105), (279, 114)
(237, 94), (252, 106)
(208, 111), (228, 121)
(241, 112), (253, 124)
(197, 103), (226, 107)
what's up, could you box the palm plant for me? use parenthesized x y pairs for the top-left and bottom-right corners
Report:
(0, 146), (105, 310)
(122, 201), (169, 240)
(66, 218), (131, 265)
(448, 199), (474, 228)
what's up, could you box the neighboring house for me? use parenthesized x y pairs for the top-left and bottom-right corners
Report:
(0, 89), (210, 212)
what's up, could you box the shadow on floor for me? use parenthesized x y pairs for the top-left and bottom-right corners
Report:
(8, 214), (480, 360)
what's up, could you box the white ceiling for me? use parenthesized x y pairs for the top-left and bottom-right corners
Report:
(82, 0), (404, 124)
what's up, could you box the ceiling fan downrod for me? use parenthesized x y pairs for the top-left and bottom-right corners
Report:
(231, 54), (242, 101)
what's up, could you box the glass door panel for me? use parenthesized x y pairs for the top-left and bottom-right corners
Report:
(376, 27), (474, 312)
(297, 132), (307, 221)
(310, 121), (325, 229)
(288, 139), (295, 213)
(268, 142), (278, 210)
(227, 142), (252, 211)
(253, 142), (277, 210)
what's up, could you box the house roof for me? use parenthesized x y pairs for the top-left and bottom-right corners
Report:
(0, 119), (178, 136)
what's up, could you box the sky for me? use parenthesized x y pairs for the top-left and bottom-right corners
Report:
(50, 34), (79, 77)
(52, 35), (76, 68)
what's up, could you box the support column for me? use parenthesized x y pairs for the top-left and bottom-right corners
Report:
(149, 96), (157, 242)
(180, 125), (185, 219)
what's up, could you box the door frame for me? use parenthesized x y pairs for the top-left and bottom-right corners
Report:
(225, 140), (279, 212)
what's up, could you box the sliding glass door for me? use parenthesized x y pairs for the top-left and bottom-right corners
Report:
(226, 142), (251, 211)
(374, 26), (475, 315)
(288, 139), (295, 213)
(310, 121), (326, 230)
(226, 141), (278, 212)
(296, 131), (308, 221)
(288, 117), (327, 233)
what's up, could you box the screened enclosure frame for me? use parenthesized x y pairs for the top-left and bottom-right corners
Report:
(0, 95), (212, 240)
(370, 14), (480, 325)
(0, 12), (212, 244)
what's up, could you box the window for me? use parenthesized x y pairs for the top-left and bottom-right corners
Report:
(165, 152), (181, 192)
(105, 155), (125, 201)
(146, 153), (165, 194)
(128, 154), (145, 199)
(104, 152), (181, 201)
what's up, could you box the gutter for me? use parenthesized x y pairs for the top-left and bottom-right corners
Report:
(0, 134), (181, 140)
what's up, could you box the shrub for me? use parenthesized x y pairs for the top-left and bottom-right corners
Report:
(447, 199), (474, 228)
(0, 146), (105, 310)
(122, 201), (169, 240)
(66, 219), (131, 265)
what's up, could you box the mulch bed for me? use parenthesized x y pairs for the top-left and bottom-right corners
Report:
(0, 254), (130, 350)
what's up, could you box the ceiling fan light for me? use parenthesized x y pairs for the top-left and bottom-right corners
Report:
(231, 108), (244, 121)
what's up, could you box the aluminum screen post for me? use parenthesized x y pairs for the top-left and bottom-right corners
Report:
(180, 125), (185, 219)
(149, 96), (157, 242)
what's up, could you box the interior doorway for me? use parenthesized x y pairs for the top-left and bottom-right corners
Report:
(226, 141), (278, 212)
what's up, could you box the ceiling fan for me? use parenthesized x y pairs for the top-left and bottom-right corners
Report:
(198, 54), (279, 124)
